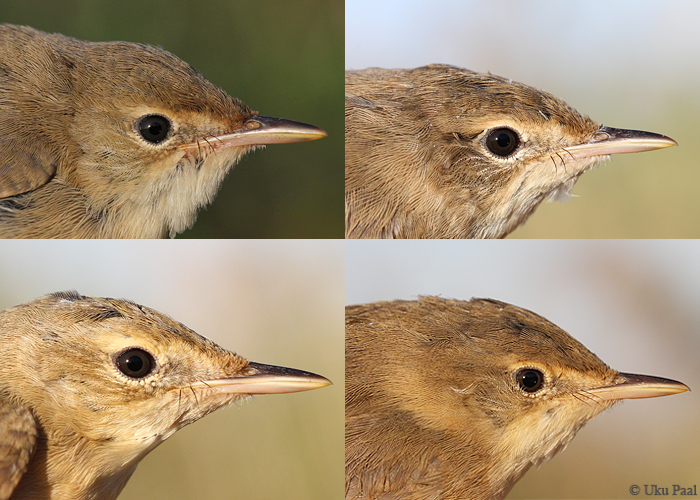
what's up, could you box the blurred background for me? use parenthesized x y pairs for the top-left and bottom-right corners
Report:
(0, 240), (343, 500)
(346, 240), (699, 499)
(0, 0), (343, 238)
(346, 0), (699, 238)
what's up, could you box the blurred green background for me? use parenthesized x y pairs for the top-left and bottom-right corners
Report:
(0, 240), (343, 500)
(0, 0), (343, 238)
(346, 240), (700, 499)
(346, 0), (699, 238)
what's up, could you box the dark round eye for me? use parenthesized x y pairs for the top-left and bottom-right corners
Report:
(138, 115), (170, 144)
(116, 348), (155, 378)
(485, 128), (520, 157)
(516, 368), (544, 393)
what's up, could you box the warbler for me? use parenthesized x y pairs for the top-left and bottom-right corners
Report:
(345, 64), (676, 238)
(345, 297), (688, 499)
(0, 24), (326, 238)
(0, 291), (331, 500)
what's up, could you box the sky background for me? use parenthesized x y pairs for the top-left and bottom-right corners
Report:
(346, 0), (700, 238)
(346, 239), (699, 499)
(0, 240), (343, 500)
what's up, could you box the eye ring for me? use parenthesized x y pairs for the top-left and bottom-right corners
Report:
(138, 115), (171, 144)
(115, 348), (156, 379)
(485, 127), (520, 157)
(515, 367), (545, 393)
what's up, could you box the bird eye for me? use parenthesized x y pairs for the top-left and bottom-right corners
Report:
(485, 128), (520, 157)
(516, 368), (544, 393)
(116, 348), (155, 378)
(138, 115), (171, 144)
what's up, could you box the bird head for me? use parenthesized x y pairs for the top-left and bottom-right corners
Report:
(0, 291), (330, 499)
(0, 25), (327, 237)
(345, 297), (687, 499)
(345, 65), (676, 238)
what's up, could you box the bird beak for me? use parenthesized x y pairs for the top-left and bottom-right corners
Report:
(584, 372), (689, 401)
(179, 115), (327, 153)
(559, 126), (677, 160)
(190, 361), (332, 395)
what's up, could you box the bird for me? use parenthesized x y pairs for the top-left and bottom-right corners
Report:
(0, 24), (327, 238)
(345, 296), (689, 500)
(345, 64), (677, 238)
(0, 291), (331, 500)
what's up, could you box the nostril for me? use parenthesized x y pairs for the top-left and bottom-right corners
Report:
(241, 366), (258, 376)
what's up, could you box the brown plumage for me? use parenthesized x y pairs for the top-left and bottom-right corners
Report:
(0, 292), (330, 500)
(345, 65), (676, 238)
(0, 24), (326, 238)
(345, 297), (688, 499)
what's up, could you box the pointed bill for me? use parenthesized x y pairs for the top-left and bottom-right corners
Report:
(190, 361), (332, 395)
(559, 126), (677, 160)
(179, 115), (327, 153)
(585, 372), (689, 401)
